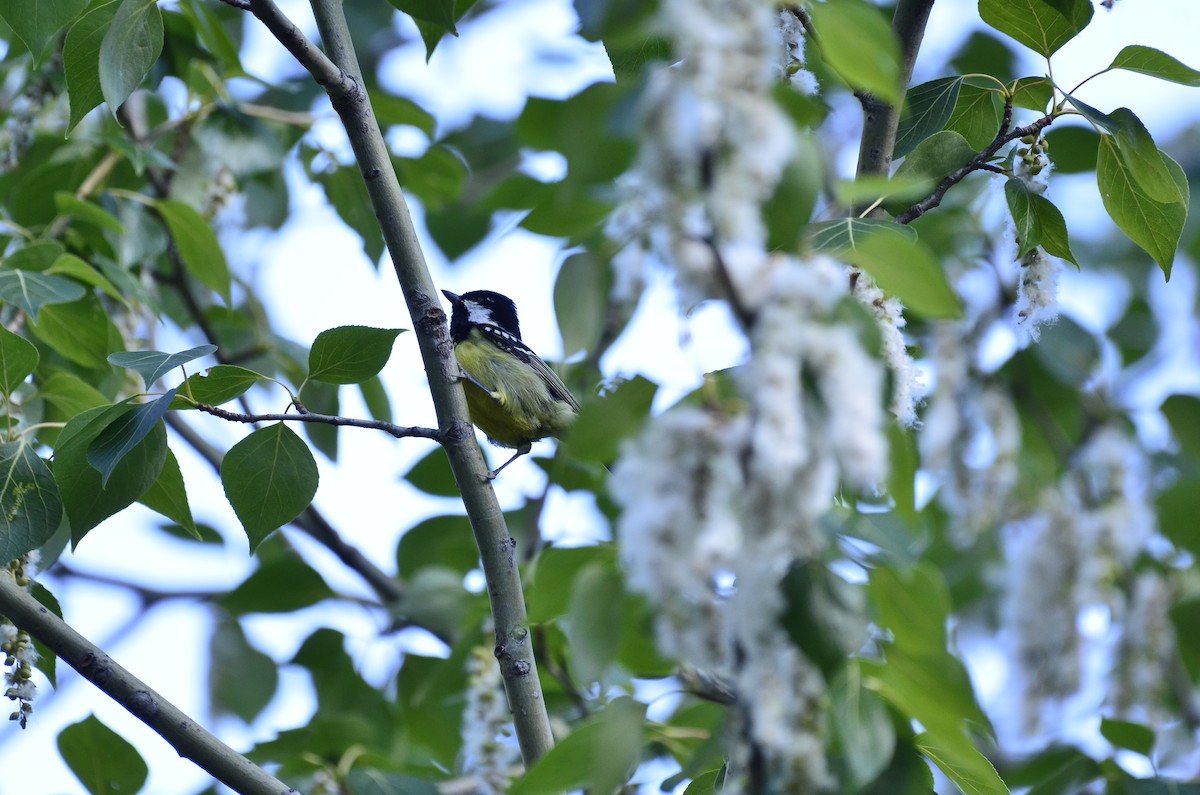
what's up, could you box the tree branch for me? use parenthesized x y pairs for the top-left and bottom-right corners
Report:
(854, 0), (935, 193)
(895, 110), (1056, 224)
(194, 403), (441, 440)
(0, 570), (298, 795)
(245, 0), (555, 762)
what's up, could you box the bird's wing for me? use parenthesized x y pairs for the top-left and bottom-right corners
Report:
(479, 325), (581, 410)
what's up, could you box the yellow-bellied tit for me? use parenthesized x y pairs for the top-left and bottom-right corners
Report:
(442, 289), (580, 478)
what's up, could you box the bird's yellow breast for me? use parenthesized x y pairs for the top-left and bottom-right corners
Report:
(454, 334), (577, 449)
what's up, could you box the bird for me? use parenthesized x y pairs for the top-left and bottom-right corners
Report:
(442, 289), (580, 478)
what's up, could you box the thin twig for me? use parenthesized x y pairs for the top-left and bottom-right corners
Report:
(0, 571), (298, 795)
(896, 110), (1056, 224)
(194, 403), (441, 440)
(703, 235), (755, 330)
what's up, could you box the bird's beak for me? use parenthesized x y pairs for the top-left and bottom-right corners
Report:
(441, 289), (460, 305)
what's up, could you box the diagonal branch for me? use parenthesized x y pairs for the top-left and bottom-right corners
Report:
(242, 0), (555, 763)
(0, 570), (298, 795)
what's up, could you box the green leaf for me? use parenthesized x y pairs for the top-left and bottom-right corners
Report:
(1172, 597), (1200, 679)
(1097, 134), (1187, 279)
(98, 0), (163, 114)
(1009, 76), (1055, 112)
(426, 200), (493, 260)
(1029, 194), (1077, 266)
(57, 714), (149, 795)
(358, 375), (392, 423)
(526, 544), (616, 623)
(30, 582), (63, 687)
(893, 130), (977, 185)
(1109, 45), (1200, 87)
(895, 77), (962, 158)
(562, 375), (656, 464)
(764, 133), (823, 248)
(392, 566), (473, 640)
(5, 241), (67, 271)
(843, 234), (961, 319)
(29, 296), (121, 368)
(387, 0), (456, 33)
(870, 563), (950, 654)
(0, 0), (90, 64)
(0, 269), (87, 321)
(177, 0), (242, 72)
(1044, 126), (1100, 174)
(682, 769), (721, 795)
(864, 566), (993, 759)
(308, 326), (403, 385)
(221, 423), (319, 550)
(1099, 717), (1154, 756)
(566, 562), (624, 683)
(137, 447), (198, 540)
(808, 218), (919, 254)
(1108, 107), (1185, 205)
(554, 251), (608, 359)
(978, 0), (1093, 57)
(154, 199), (231, 304)
(0, 440), (64, 563)
(173, 364), (265, 408)
(510, 703), (645, 795)
(1162, 395), (1200, 457)
(372, 92), (437, 137)
(830, 664), (896, 791)
(403, 446), (458, 497)
(64, 0), (123, 132)
(108, 344), (217, 389)
(888, 423), (919, 523)
(209, 616), (279, 724)
(220, 546), (336, 614)
(299, 377), (339, 461)
(915, 731), (1007, 795)
(944, 85), (1004, 150)
(54, 405), (167, 545)
(308, 161), (385, 265)
(86, 391), (176, 487)
(1124, 782), (1200, 795)
(781, 561), (868, 677)
(1002, 746), (1100, 792)
(809, 0), (901, 104)
(395, 145), (469, 208)
(48, 254), (126, 303)
(396, 514), (478, 579)
(38, 370), (109, 419)
(0, 326), (39, 395)
(832, 175), (933, 209)
(345, 770), (440, 795)
(1005, 178), (1041, 258)
(591, 697), (646, 795)
(1065, 93), (1119, 134)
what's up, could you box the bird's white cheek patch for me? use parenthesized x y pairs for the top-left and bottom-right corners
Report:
(465, 301), (494, 326)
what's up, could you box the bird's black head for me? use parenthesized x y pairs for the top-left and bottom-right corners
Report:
(443, 289), (522, 343)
